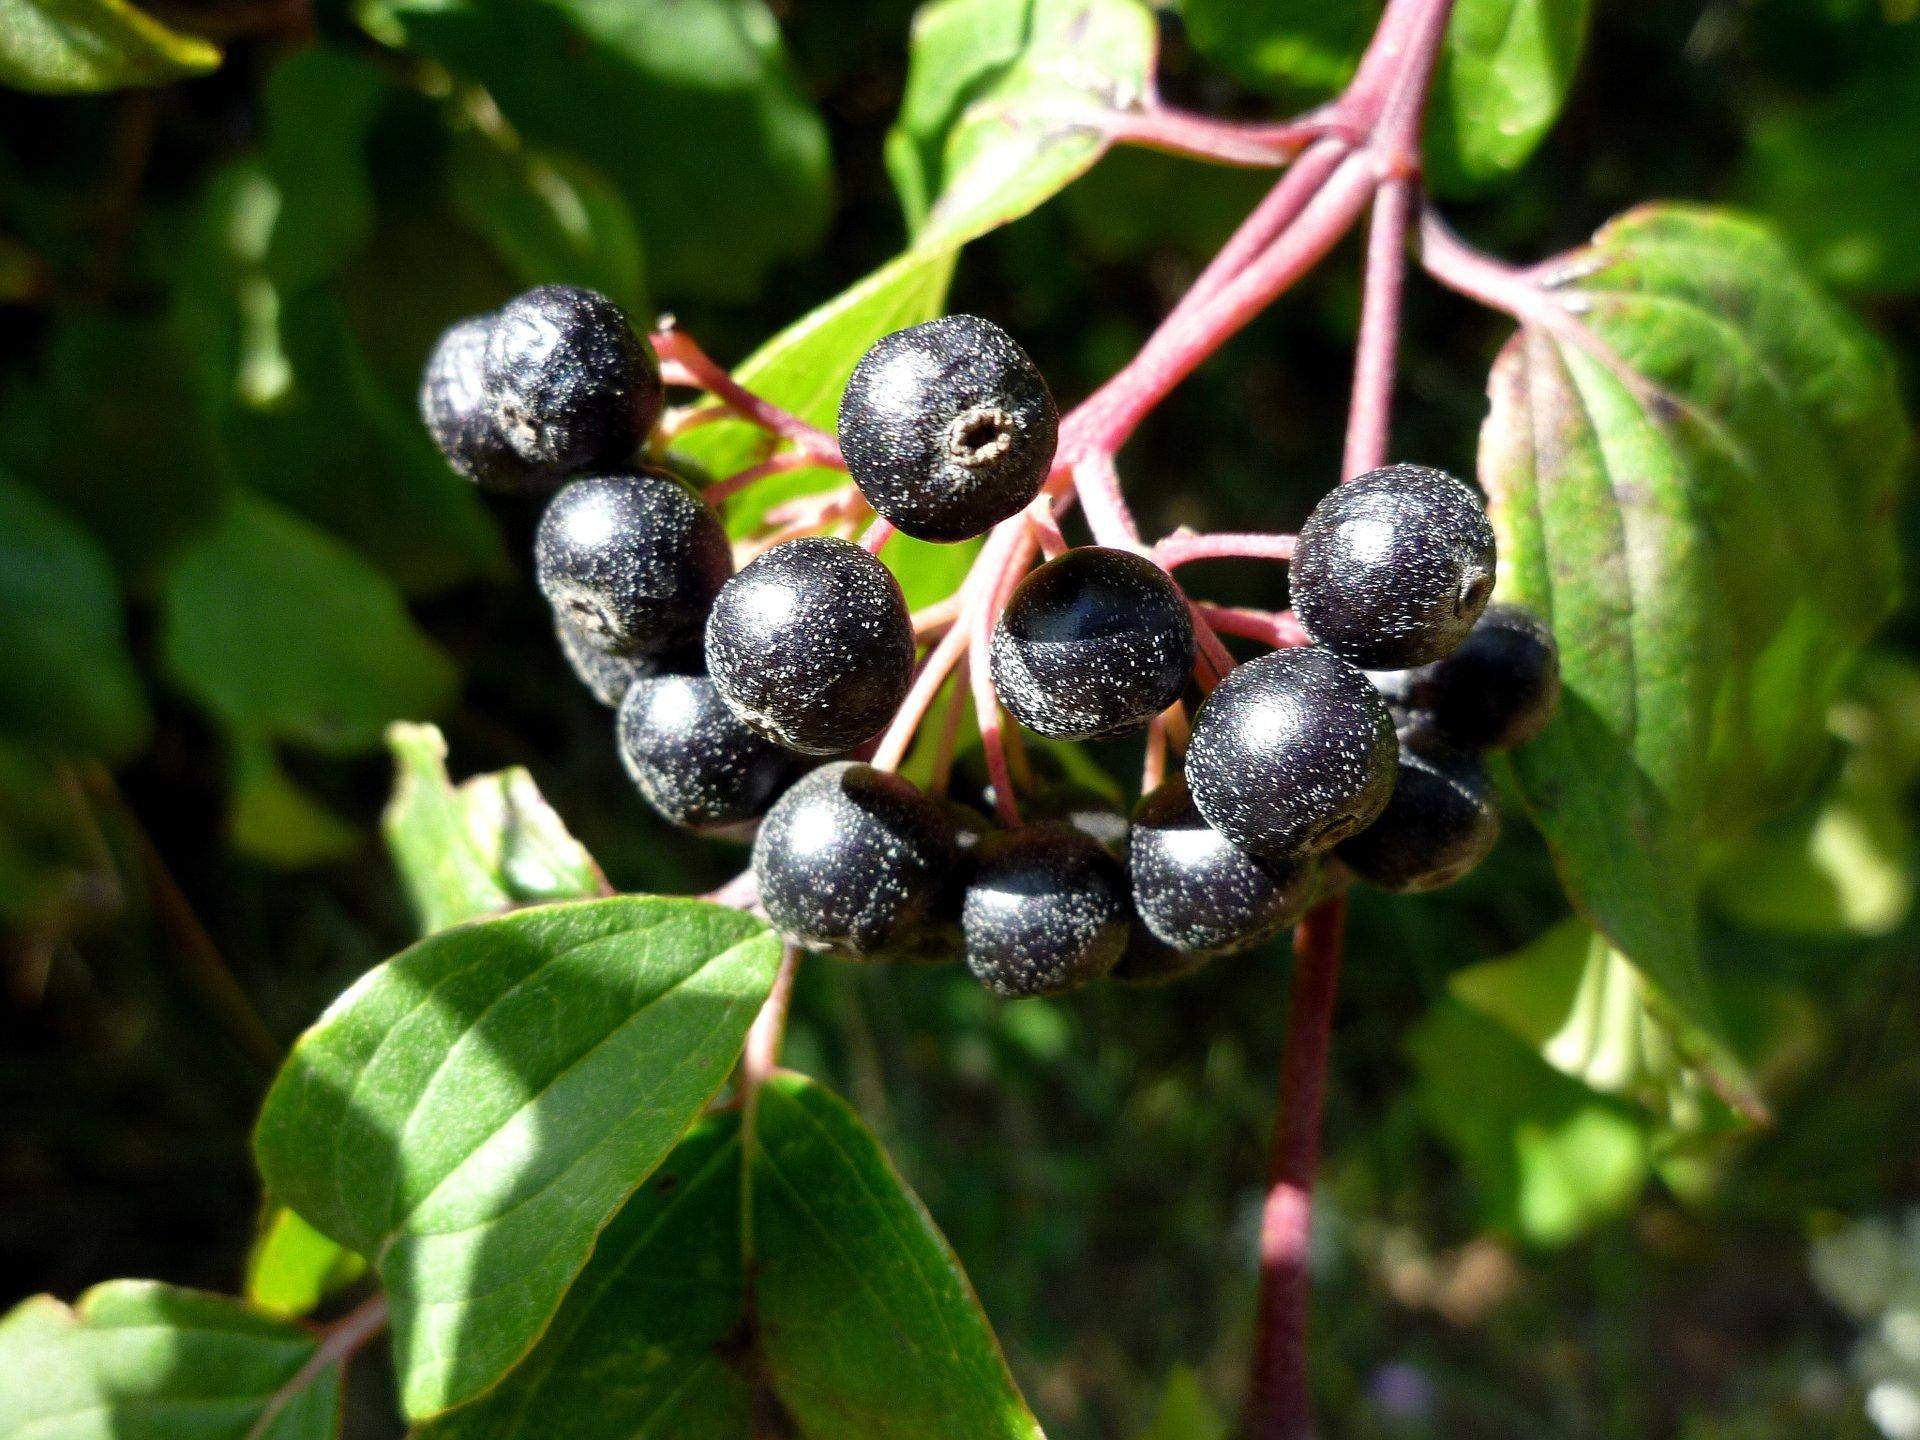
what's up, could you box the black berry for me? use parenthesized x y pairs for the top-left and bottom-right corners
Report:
(705, 536), (913, 755)
(617, 673), (805, 834)
(838, 315), (1059, 543)
(484, 284), (662, 474)
(535, 469), (732, 657)
(1290, 464), (1496, 669)
(1368, 603), (1559, 752)
(753, 762), (960, 957)
(1187, 646), (1397, 861)
(420, 314), (542, 494)
(989, 548), (1194, 741)
(961, 824), (1130, 998)
(554, 614), (657, 707)
(1129, 774), (1317, 958)
(1336, 739), (1499, 892)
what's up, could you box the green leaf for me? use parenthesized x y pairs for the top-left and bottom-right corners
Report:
(159, 494), (456, 757)
(1424, 0), (1590, 196)
(419, 1114), (752, 1440)
(752, 1072), (1045, 1440)
(1477, 204), (1911, 1111)
(0, 472), (148, 761)
(0, 0), (219, 94)
(245, 1208), (366, 1320)
(383, 721), (606, 936)
(228, 736), (360, 870)
(886, 0), (1157, 249)
(254, 896), (779, 1419)
(369, 0), (830, 301)
(1742, 29), (1920, 296)
(450, 129), (647, 315)
(0, 1280), (339, 1439)
(1173, 0), (1370, 101)
(1408, 1000), (1650, 1247)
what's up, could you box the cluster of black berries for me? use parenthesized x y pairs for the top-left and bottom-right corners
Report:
(421, 290), (1560, 1000)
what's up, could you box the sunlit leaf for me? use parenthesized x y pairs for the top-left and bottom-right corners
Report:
(0, 0), (219, 94)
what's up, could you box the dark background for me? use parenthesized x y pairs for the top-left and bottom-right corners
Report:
(3, 0), (1918, 1435)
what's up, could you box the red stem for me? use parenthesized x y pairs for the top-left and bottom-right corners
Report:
(1097, 103), (1353, 168)
(1341, 175), (1415, 479)
(1247, 897), (1347, 1440)
(1155, 530), (1297, 569)
(652, 328), (844, 467)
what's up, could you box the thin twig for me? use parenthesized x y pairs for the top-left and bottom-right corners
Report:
(1195, 604), (1311, 649)
(244, 1295), (387, 1440)
(1341, 174), (1416, 479)
(652, 329), (844, 467)
(1155, 529), (1297, 569)
(742, 946), (800, 1094)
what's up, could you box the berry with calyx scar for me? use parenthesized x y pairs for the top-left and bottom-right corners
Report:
(1290, 464), (1496, 669)
(989, 547), (1194, 741)
(420, 314), (542, 494)
(961, 824), (1130, 998)
(705, 536), (914, 755)
(752, 762), (960, 957)
(1186, 646), (1397, 861)
(838, 315), (1058, 543)
(484, 284), (662, 475)
(535, 469), (732, 657)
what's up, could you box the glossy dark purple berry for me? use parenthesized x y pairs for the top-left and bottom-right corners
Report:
(1335, 739), (1499, 892)
(989, 548), (1194, 741)
(484, 284), (662, 474)
(1290, 464), (1496, 669)
(554, 614), (657, 707)
(420, 314), (543, 493)
(961, 824), (1130, 998)
(535, 469), (732, 657)
(1187, 647), (1397, 861)
(1368, 603), (1559, 752)
(752, 762), (961, 958)
(705, 536), (913, 755)
(838, 315), (1058, 543)
(1129, 774), (1317, 958)
(617, 673), (806, 834)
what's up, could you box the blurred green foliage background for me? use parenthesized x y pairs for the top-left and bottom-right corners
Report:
(2, 0), (1918, 1435)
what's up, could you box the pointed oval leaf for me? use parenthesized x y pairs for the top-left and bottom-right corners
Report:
(254, 896), (780, 1419)
(753, 1073), (1045, 1440)
(245, 1207), (366, 1320)
(1478, 204), (1910, 1114)
(421, 1115), (751, 1440)
(0, 0), (219, 94)
(0, 1281), (338, 1440)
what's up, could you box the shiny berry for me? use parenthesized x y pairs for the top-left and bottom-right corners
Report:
(419, 314), (541, 494)
(1129, 774), (1317, 958)
(705, 536), (914, 755)
(1368, 603), (1559, 752)
(961, 824), (1130, 998)
(989, 548), (1194, 741)
(617, 673), (805, 834)
(1336, 739), (1499, 892)
(484, 284), (662, 474)
(838, 315), (1058, 543)
(535, 469), (732, 657)
(1290, 464), (1496, 669)
(752, 762), (960, 957)
(1187, 646), (1397, 861)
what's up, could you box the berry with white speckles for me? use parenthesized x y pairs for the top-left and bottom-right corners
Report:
(989, 547), (1194, 741)
(483, 285), (662, 475)
(420, 314), (544, 494)
(839, 315), (1058, 543)
(1335, 733), (1499, 892)
(753, 762), (961, 957)
(617, 673), (808, 834)
(1367, 603), (1559, 752)
(1128, 774), (1317, 959)
(1290, 464), (1496, 669)
(961, 823), (1130, 997)
(1186, 646), (1397, 862)
(535, 469), (733, 657)
(705, 535), (914, 756)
